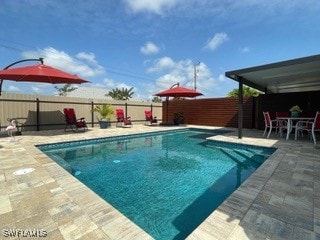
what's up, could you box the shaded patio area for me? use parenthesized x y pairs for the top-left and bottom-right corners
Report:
(0, 125), (319, 239)
(225, 54), (320, 139)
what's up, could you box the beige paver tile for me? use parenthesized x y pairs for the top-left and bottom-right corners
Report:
(269, 195), (284, 206)
(0, 195), (12, 214)
(101, 215), (152, 240)
(45, 229), (65, 240)
(244, 212), (294, 239)
(80, 228), (111, 240)
(48, 201), (83, 226)
(89, 208), (119, 227)
(223, 195), (252, 216)
(253, 191), (272, 205)
(227, 225), (271, 240)
(58, 215), (98, 239)
(201, 215), (238, 239)
(0, 172), (5, 183)
(0, 211), (15, 227)
(283, 192), (313, 210)
(292, 226), (316, 240)
(15, 211), (58, 234)
(186, 227), (225, 240)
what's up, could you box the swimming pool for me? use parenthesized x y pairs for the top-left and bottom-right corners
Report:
(38, 129), (276, 240)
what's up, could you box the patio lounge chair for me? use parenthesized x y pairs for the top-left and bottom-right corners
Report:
(145, 110), (157, 125)
(295, 111), (320, 144)
(115, 109), (132, 127)
(63, 108), (87, 132)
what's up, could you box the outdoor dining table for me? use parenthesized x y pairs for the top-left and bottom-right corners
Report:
(277, 117), (314, 140)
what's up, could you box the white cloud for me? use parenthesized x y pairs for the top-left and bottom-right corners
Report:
(147, 58), (218, 96)
(7, 85), (21, 92)
(31, 86), (41, 93)
(241, 46), (250, 53)
(21, 47), (105, 78)
(156, 73), (187, 89)
(217, 73), (226, 82)
(124, 0), (179, 14)
(147, 57), (175, 73)
(102, 78), (133, 90)
(204, 32), (229, 51)
(76, 52), (98, 64)
(103, 78), (116, 88)
(140, 42), (160, 55)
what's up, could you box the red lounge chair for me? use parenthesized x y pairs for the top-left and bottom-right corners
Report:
(145, 110), (157, 125)
(115, 109), (132, 127)
(63, 108), (87, 132)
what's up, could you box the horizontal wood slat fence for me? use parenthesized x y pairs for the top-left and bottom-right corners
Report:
(3, 90), (318, 134)
(162, 97), (253, 128)
(1, 94), (255, 132)
(6, 90), (318, 133)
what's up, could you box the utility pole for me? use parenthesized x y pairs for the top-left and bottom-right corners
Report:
(193, 62), (200, 91)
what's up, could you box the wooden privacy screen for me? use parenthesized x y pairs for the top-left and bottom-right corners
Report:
(162, 97), (253, 128)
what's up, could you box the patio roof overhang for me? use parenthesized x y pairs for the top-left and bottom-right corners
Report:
(225, 54), (320, 94)
(225, 54), (320, 139)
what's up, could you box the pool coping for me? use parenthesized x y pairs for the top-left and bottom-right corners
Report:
(1, 125), (319, 239)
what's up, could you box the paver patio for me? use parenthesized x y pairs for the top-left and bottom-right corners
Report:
(0, 125), (319, 240)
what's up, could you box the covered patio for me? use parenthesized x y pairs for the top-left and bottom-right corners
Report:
(225, 54), (320, 139)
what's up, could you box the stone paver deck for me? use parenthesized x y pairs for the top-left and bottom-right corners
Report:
(0, 125), (319, 240)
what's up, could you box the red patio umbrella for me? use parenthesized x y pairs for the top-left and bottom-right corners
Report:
(154, 83), (203, 123)
(0, 58), (89, 95)
(154, 84), (203, 98)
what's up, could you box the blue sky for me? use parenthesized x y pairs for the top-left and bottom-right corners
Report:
(1, 0), (320, 100)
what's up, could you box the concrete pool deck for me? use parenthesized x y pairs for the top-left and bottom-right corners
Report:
(0, 125), (319, 239)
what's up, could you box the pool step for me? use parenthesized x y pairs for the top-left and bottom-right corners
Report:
(203, 142), (268, 167)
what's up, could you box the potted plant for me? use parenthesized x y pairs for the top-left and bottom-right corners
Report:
(289, 105), (302, 117)
(173, 112), (184, 125)
(92, 104), (114, 128)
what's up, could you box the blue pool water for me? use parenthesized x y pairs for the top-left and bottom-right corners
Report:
(38, 129), (276, 240)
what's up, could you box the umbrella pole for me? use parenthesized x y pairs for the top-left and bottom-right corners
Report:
(166, 97), (169, 123)
(0, 80), (3, 96)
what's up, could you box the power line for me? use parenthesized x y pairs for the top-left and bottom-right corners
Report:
(106, 68), (154, 81)
(0, 43), (25, 53)
(0, 39), (155, 81)
(0, 38), (37, 50)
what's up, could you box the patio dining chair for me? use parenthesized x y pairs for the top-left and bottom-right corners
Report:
(63, 108), (87, 132)
(275, 112), (289, 135)
(115, 109), (132, 127)
(295, 111), (320, 144)
(263, 111), (285, 138)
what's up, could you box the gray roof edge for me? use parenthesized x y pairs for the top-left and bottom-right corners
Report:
(225, 53), (320, 78)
